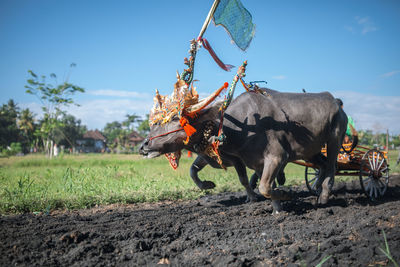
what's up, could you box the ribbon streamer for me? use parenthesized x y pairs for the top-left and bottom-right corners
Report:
(200, 38), (234, 71)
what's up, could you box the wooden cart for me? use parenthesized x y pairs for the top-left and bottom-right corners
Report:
(293, 144), (390, 200)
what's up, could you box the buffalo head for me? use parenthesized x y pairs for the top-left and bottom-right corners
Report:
(139, 73), (227, 165)
(139, 116), (187, 158)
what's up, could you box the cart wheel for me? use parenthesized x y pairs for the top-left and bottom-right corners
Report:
(359, 149), (389, 200)
(305, 166), (321, 195)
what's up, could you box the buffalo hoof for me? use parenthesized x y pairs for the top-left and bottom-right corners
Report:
(246, 193), (264, 203)
(318, 179), (331, 205)
(271, 199), (283, 214)
(317, 193), (329, 205)
(198, 181), (216, 190)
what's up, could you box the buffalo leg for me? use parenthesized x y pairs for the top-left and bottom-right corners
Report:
(249, 172), (260, 190)
(232, 159), (259, 202)
(258, 154), (289, 214)
(310, 153), (328, 195)
(189, 156), (216, 190)
(318, 140), (341, 204)
(276, 168), (286, 186)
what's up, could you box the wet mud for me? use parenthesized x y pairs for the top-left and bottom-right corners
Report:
(1, 175), (400, 266)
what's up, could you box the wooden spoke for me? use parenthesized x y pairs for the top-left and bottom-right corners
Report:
(359, 149), (389, 200)
(305, 166), (321, 196)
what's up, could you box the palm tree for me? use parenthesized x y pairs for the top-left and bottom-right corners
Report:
(6, 99), (19, 119)
(18, 108), (35, 149)
(0, 99), (20, 147)
(137, 114), (150, 137)
(123, 113), (141, 131)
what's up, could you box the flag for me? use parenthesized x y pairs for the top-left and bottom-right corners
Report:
(213, 0), (255, 51)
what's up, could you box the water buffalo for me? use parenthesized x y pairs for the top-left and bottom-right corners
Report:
(140, 89), (347, 212)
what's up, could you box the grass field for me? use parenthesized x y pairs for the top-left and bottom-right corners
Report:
(1, 151), (399, 214)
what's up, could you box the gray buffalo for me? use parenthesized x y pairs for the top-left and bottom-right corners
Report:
(140, 89), (347, 213)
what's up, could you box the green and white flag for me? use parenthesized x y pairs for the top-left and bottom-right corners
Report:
(213, 0), (255, 51)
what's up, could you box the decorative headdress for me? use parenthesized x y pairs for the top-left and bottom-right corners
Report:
(149, 74), (229, 126)
(149, 73), (199, 126)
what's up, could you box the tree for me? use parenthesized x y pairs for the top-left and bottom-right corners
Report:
(17, 108), (36, 152)
(0, 99), (20, 148)
(393, 135), (400, 148)
(103, 121), (124, 147)
(103, 114), (147, 152)
(25, 64), (84, 157)
(122, 113), (141, 131)
(137, 114), (150, 137)
(359, 130), (374, 146)
(53, 114), (87, 149)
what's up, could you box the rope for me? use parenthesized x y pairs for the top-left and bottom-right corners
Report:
(149, 127), (185, 141)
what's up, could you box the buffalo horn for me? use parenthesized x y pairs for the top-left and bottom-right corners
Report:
(185, 82), (228, 115)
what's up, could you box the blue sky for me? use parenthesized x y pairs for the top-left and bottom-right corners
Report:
(1, 0), (399, 133)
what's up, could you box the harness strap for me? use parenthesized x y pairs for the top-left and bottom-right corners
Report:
(149, 127), (185, 141)
(148, 118), (199, 142)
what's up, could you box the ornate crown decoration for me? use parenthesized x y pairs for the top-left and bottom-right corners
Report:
(149, 73), (199, 126)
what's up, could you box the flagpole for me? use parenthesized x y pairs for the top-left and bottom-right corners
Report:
(181, 0), (220, 85)
(198, 0), (220, 39)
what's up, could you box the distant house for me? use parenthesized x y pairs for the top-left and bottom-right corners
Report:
(112, 130), (144, 153)
(76, 130), (107, 153)
(127, 131), (144, 148)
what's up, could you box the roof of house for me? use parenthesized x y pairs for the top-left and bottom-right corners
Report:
(111, 131), (144, 145)
(128, 131), (144, 142)
(83, 130), (106, 141)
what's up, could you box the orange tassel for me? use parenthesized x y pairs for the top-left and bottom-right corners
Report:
(180, 117), (196, 137)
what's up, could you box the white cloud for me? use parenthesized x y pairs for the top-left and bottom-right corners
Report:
(272, 75), (287, 80)
(381, 70), (400, 78)
(333, 91), (400, 134)
(67, 99), (153, 130)
(88, 89), (149, 98)
(354, 16), (378, 35)
(20, 98), (153, 130)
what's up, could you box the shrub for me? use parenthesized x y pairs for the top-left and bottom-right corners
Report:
(1, 142), (23, 156)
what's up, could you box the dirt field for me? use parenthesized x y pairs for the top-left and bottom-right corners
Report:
(1, 176), (399, 267)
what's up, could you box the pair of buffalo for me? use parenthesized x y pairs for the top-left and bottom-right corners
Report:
(140, 88), (347, 213)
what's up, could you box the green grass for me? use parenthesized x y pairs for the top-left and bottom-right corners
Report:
(379, 230), (399, 267)
(388, 150), (400, 174)
(0, 150), (399, 214)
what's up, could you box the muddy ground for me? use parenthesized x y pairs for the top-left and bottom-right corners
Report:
(1, 176), (400, 267)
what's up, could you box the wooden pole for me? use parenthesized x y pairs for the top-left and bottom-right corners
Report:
(198, 0), (220, 40)
(386, 129), (389, 152)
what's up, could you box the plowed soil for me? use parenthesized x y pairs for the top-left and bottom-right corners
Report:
(1, 175), (400, 267)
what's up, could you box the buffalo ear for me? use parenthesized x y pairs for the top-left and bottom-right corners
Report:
(190, 104), (220, 125)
